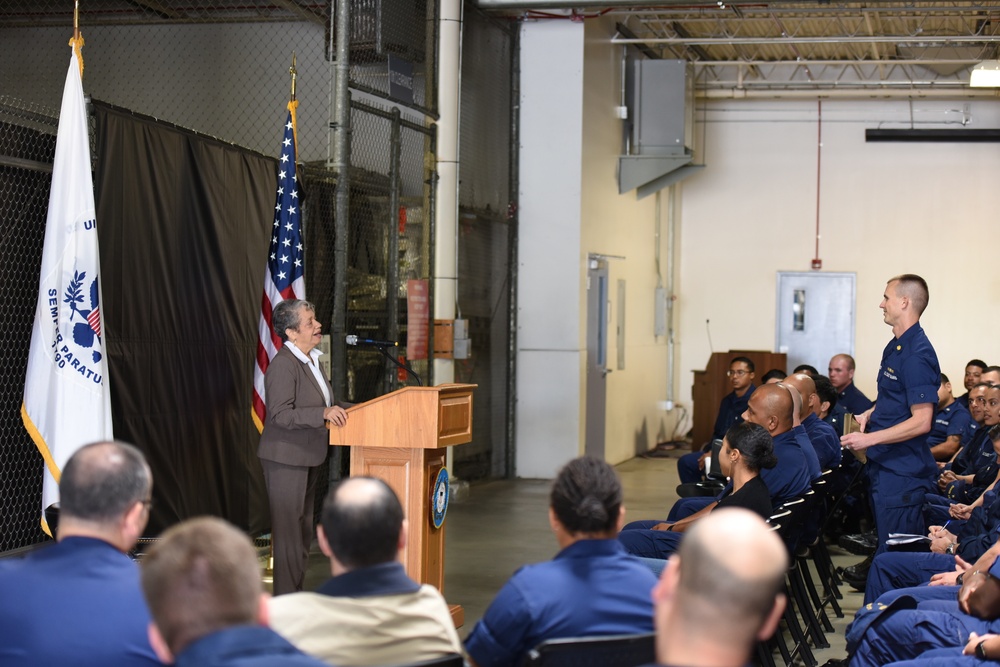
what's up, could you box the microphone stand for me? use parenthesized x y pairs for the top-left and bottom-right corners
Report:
(372, 343), (423, 387)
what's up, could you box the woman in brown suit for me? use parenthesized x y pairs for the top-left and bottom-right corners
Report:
(258, 299), (348, 595)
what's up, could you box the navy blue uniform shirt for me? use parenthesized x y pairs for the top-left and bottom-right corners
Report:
(867, 322), (940, 477)
(464, 539), (656, 667)
(712, 384), (756, 441)
(838, 382), (874, 416)
(926, 400), (971, 447)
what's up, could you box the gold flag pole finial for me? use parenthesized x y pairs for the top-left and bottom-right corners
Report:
(287, 53), (299, 162)
(71, 0), (85, 78)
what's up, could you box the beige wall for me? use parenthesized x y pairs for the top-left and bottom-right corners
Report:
(676, 98), (1000, 424)
(581, 18), (681, 465)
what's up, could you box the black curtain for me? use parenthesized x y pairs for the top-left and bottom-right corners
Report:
(93, 102), (275, 535)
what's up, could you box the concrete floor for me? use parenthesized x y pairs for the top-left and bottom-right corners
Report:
(298, 452), (864, 663)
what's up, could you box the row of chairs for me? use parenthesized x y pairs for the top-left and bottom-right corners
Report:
(404, 463), (861, 667)
(759, 465), (860, 667)
(391, 633), (656, 667)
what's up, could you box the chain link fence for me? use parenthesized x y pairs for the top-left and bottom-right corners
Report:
(0, 98), (57, 553)
(0, 0), (515, 556)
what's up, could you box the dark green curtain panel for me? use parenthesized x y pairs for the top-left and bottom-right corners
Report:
(93, 101), (275, 535)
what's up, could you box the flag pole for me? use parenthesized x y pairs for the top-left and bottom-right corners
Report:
(71, 0), (84, 78)
(288, 54), (299, 160)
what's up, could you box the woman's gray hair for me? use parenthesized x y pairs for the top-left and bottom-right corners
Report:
(272, 299), (315, 342)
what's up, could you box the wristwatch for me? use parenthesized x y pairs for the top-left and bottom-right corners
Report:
(976, 640), (989, 660)
(946, 543), (957, 555)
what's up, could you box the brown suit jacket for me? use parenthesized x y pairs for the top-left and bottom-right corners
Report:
(258, 345), (336, 467)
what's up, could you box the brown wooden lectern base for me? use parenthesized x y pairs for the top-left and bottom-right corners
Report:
(330, 384), (476, 627)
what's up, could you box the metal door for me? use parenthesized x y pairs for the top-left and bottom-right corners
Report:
(776, 272), (856, 373)
(585, 257), (610, 459)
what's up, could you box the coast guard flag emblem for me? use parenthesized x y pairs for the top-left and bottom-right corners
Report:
(21, 41), (113, 533)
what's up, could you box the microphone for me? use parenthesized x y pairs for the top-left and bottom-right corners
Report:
(705, 319), (714, 353)
(346, 335), (398, 347)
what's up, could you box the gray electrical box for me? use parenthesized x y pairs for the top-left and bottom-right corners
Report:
(629, 59), (688, 156)
(619, 59), (699, 197)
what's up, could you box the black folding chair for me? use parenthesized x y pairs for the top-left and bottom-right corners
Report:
(383, 654), (465, 667)
(521, 633), (656, 667)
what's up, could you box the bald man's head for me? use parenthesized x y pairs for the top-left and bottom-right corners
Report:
(320, 477), (404, 571)
(782, 373), (819, 418)
(60, 441), (151, 524)
(742, 384), (794, 436)
(653, 508), (788, 664)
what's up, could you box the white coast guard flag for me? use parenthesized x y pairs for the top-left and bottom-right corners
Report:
(21, 44), (113, 530)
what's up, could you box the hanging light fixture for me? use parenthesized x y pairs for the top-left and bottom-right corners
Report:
(970, 60), (1000, 87)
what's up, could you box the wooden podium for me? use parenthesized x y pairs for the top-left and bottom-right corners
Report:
(691, 351), (786, 449)
(329, 383), (475, 624)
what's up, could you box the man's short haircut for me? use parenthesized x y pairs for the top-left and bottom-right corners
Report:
(725, 422), (777, 473)
(321, 477), (403, 570)
(60, 441), (150, 523)
(991, 424), (1000, 442)
(889, 274), (929, 316)
(985, 366), (1000, 377)
(550, 456), (623, 534)
(813, 375), (838, 411)
(272, 298), (316, 342)
(968, 359), (988, 371)
(730, 356), (755, 373)
(141, 517), (261, 656)
(760, 369), (787, 384)
(792, 364), (819, 377)
(941, 373), (950, 384)
(832, 354), (856, 371)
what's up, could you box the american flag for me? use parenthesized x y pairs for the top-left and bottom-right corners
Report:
(253, 101), (305, 431)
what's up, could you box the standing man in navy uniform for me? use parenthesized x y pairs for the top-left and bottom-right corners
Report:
(841, 275), (940, 575)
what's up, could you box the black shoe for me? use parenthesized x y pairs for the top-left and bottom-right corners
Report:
(840, 556), (872, 591)
(821, 659), (849, 667)
(839, 531), (879, 556)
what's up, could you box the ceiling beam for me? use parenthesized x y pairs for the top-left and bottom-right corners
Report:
(612, 35), (1000, 46)
(271, 0), (326, 27)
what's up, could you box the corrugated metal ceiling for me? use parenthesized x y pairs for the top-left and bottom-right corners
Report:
(482, 1), (1000, 92)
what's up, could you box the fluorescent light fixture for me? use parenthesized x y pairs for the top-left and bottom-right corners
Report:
(970, 60), (1000, 87)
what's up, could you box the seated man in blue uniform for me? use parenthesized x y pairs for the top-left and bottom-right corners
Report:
(665, 384), (813, 523)
(922, 390), (990, 530)
(677, 356), (757, 484)
(829, 353), (875, 416)
(141, 517), (327, 667)
(645, 509), (788, 667)
(783, 372), (843, 470)
(841, 275), (940, 586)
(816, 374), (850, 434)
(956, 359), (988, 409)
(847, 548), (1000, 667)
(927, 373), (972, 462)
(465, 456), (657, 667)
(937, 384), (1000, 507)
(783, 383), (822, 482)
(0, 441), (161, 667)
(861, 473), (1000, 605)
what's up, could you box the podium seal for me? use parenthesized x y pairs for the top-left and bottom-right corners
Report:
(431, 467), (450, 529)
